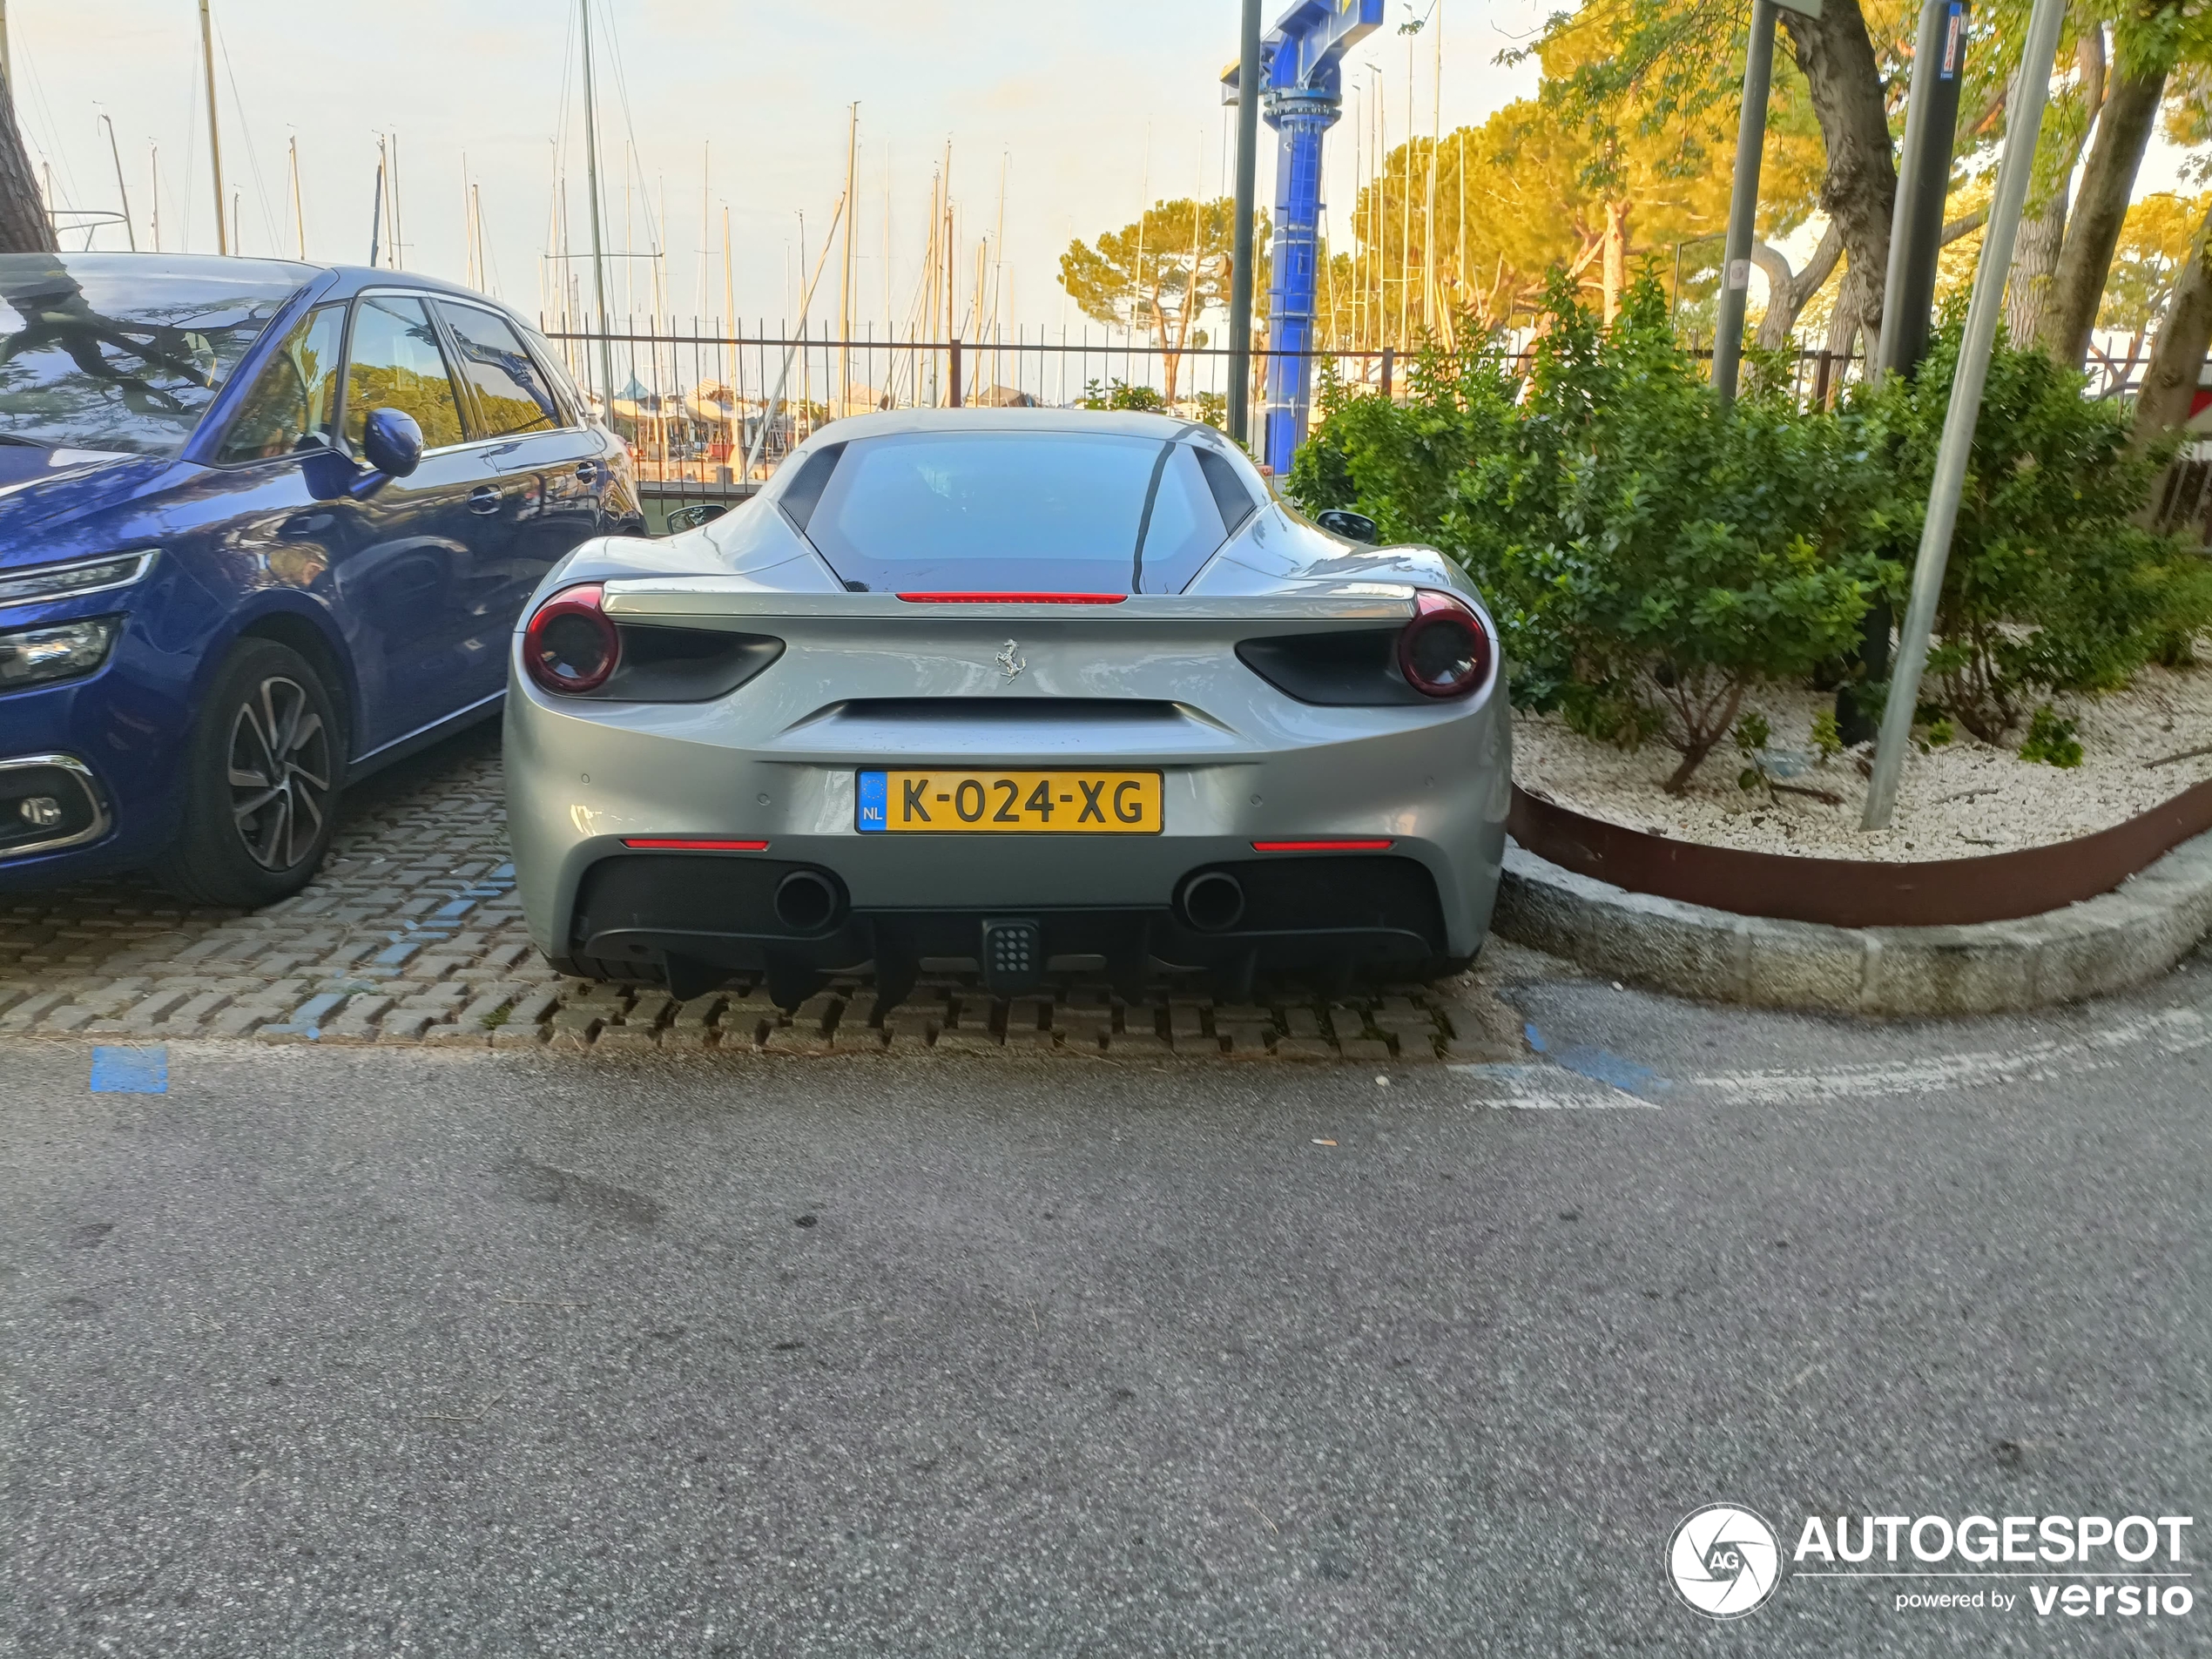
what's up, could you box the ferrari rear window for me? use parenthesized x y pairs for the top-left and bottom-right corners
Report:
(786, 430), (1238, 594)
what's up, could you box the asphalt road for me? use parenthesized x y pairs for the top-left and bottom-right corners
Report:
(4, 947), (2208, 1656)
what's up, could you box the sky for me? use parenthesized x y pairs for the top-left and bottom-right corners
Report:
(14, 0), (1553, 337)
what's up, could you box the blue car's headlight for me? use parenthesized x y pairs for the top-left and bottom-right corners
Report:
(0, 615), (120, 689)
(0, 550), (158, 608)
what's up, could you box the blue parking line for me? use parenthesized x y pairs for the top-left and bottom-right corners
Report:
(1556, 1044), (1672, 1098)
(90, 1046), (167, 1093)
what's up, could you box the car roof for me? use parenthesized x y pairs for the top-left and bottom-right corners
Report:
(0, 251), (523, 312)
(0, 249), (321, 289)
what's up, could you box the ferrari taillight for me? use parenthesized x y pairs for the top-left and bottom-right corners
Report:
(524, 583), (620, 694)
(1397, 589), (1490, 699)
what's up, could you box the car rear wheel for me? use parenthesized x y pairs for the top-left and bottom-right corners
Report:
(155, 638), (342, 908)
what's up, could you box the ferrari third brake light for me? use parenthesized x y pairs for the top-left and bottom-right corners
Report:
(895, 592), (1128, 604)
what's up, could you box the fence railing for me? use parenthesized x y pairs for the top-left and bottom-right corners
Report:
(534, 320), (1873, 529)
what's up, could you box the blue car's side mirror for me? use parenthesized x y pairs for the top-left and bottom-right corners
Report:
(351, 408), (424, 497)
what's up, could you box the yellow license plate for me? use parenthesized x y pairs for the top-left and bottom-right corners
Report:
(857, 769), (1162, 833)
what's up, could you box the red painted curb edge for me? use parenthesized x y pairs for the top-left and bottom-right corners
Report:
(1508, 775), (2212, 929)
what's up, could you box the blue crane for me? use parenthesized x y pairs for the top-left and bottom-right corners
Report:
(1223, 0), (1384, 475)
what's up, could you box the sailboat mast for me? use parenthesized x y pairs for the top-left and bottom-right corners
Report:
(198, 0), (226, 253)
(577, 0), (614, 399)
(839, 104), (858, 416)
(288, 135), (304, 258)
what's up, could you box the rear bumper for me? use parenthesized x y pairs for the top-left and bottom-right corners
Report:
(562, 847), (1463, 983)
(506, 664), (1512, 978)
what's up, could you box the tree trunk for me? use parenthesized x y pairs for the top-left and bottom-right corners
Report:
(0, 72), (53, 255)
(2005, 191), (2068, 344)
(1601, 199), (1629, 322)
(1780, 1), (1897, 353)
(2006, 25), (2105, 348)
(1750, 221), (1844, 349)
(2043, 63), (2170, 368)
(1825, 254), (1871, 376)
(2132, 198), (2212, 448)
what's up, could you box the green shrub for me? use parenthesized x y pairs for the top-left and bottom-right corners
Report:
(2019, 705), (2084, 767)
(1395, 276), (1874, 792)
(1080, 379), (1166, 412)
(1286, 351), (1521, 547)
(1289, 281), (2210, 793)
(1843, 314), (2212, 740)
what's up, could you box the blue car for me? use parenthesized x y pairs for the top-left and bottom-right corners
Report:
(0, 253), (638, 905)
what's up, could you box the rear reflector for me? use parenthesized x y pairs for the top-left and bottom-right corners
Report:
(896, 591), (1128, 604)
(1251, 839), (1396, 852)
(620, 837), (770, 851)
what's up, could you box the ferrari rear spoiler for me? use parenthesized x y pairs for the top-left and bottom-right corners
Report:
(599, 578), (1420, 625)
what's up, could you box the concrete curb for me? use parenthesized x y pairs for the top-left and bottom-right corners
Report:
(1493, 828), (2212, 1016)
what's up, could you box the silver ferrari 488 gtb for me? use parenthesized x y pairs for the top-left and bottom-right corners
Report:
(505, 408), (1509, 1009)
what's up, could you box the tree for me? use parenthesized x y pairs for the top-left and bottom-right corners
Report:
(2098, 190), (2205, 354)
(2040, 1), (2195, 368)
(1319, 31), (1822, 348)
(1522, 0), (1905, 356)
(0, 70), (53, 254)
(2128, 58), (2212, 451)
(1057, 199), (1267, 404)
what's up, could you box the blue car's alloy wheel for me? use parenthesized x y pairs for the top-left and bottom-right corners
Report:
(156, 638), (343, 908)
(228, 675), (333, 873)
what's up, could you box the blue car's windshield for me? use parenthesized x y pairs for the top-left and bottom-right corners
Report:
(0, 254), (301, 457)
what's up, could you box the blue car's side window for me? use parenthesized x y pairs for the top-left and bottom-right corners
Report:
(212, 305), (345, 465)
(437, 301), (565, 441)
(341, 295), (467, 453)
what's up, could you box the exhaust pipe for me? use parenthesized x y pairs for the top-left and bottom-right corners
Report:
(772, 869), (842, 934)
(1179, 870), (1246, 933)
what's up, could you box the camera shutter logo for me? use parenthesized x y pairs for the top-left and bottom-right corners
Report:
(1669, 1504), (1783, 1618)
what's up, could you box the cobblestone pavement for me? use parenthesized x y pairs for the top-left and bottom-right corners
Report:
(0, 727), (1523, 1063)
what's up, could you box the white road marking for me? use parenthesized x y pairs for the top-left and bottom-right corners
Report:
(1686, 1006), (2209, 1108)
(1450, 1003), (2209, 1113)
(1449, 1063), (1662, 1109)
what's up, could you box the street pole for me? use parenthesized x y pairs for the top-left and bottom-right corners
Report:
(1227, 0), (1262, 450)
(1844, 0), (1966, 743)
(1875, 0), (1968, 380)
(1862, 0), (2067, 831)
(199, 0), (226, 255)
(1711, 0), (1777, 404)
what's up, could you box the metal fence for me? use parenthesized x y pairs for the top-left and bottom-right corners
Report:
(535, 320), (1875, 531)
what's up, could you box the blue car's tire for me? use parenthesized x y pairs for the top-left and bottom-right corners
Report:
(154, 638), (341, 909)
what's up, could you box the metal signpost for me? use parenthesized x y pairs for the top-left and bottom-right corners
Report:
(1842, 0), (1967, 743)
(1227, 0), (1263, 448)
(1876, 0), (1970, 380)
(1862, 0), (2069, 830)
(1711, 0), (1820, 402)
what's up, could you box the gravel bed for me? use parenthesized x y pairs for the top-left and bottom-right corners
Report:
(1513, 664), (2212, 860)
